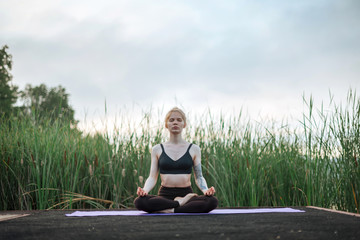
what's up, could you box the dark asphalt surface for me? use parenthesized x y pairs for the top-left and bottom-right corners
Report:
(1, 207), (359, 240)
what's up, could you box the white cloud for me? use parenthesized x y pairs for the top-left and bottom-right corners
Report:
(1, 0), (359, 133)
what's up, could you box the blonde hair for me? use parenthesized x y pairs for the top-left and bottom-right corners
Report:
(165, 107), (187, 128)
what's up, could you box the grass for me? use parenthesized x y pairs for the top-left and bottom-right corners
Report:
(1, 90), (359, 213)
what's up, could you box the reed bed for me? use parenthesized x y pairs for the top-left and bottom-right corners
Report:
(1, 90), (359, 213)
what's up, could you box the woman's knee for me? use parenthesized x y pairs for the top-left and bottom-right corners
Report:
(206, 196), (218, 211)
(134, 196), (147, 210)
(193, 195), (218, 212)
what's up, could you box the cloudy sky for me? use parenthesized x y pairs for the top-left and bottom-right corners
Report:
(1, 0), (359, 132)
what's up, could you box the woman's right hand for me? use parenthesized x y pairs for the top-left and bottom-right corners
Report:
(137, 187), (148, 197)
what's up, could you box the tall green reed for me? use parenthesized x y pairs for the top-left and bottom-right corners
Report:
(1, 89), (359, 213)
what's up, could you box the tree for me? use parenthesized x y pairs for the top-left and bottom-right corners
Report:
(20, 83), (76, 124)
(0, 45), (18, 118)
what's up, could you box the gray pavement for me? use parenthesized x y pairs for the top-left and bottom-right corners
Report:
(1, 207), (359, 240)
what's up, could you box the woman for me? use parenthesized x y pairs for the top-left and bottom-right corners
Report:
(134, 107), (218, 213)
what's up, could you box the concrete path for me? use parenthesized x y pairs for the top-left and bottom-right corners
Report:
(1, 207), (359, 240)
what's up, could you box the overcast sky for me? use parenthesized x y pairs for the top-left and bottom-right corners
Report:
(1, 0), (359, 132)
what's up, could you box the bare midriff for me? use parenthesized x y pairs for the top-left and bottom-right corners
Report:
(160, 174), (191, 188)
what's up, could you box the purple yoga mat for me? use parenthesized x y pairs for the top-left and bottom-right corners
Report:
(65, 208), (305, 217)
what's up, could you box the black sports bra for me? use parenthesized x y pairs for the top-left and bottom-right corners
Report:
(158, 144), (193, 174)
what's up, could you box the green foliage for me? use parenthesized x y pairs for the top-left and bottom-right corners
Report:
(0, 45), (18, 118)
(19, 83), (76, 124)
(0, 45), (76, 124)
(1, 90), (359, 214)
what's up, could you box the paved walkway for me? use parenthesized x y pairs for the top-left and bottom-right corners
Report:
(1, 207), (359, 240)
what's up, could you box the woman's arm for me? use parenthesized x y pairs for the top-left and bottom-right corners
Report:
(137, 145), (160, 196)
(192, 145), (216, 196)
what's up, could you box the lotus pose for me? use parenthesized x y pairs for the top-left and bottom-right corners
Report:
(134, 107), (218, 213)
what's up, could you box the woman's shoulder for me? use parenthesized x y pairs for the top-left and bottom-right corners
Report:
(150, 144), (164, 160)
(152, 144), (162, 151)
(189, 143), (201, 153)
(189, 142), (199, 148)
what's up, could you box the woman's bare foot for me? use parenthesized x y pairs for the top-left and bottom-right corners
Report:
(174, 193), (198, 206)
(155, 208), (175, 213)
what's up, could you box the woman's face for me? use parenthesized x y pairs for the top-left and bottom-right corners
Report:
(166, 111), (186, 133)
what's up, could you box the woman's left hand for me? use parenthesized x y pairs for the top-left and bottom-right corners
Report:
(203, 186), (216, 196)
